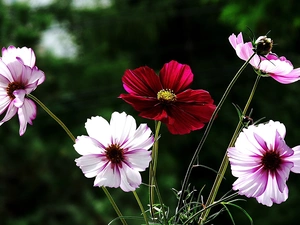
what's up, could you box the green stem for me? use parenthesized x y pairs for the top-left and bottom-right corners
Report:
(149, 121), (161, 219)
(27, 94), (75, 142)
(175, 53), (256, 221)
(102, 187), (128, 225)
(199, 75), (261, 225)
(28, 94), (128, 225)
(153, 177), (168, 225)
(133, 191), (149, 225)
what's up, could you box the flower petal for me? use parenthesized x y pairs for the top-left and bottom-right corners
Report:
(122, 66), (162, 96)
(2, 46), (36, 68)
(17, 98), (36, 135)
(85, 116), (111, 148)
(159, 60), (193, 93)
(74, 135), (105, 155)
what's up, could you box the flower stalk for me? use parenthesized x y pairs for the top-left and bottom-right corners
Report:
(28, 94), (129, 225)
(175, 52), (256, 222)
(149, 121), (162, 219)
(199, 74), (261, 224)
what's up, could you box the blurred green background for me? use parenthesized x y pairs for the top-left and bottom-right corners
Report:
(1, 0), (300, 224)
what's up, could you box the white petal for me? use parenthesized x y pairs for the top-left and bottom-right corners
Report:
(85, 116), (111, 147)
(93, 163), (121, 188)
(74, 135), (105, 155)
(124, 149), (152, 171)
(75, 154), (107, 178)
(122, 124), (154, 150)
(110, 112), (136, 145)
(119, 163), (142, 192)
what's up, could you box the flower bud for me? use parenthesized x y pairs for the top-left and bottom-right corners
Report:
(253, 36), (273, 56)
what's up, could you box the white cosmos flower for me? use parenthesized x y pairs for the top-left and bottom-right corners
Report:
(227, 120), (300, 206)
(74, 111), (154, 192)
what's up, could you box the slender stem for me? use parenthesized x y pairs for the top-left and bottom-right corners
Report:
(149, 121), (161, 219)
(28, 94), (128, 225)
(153, 177), (168, 225)
(175, 53), (256, 221)
(133, 191), (149, 225)
(199, 75), (261, 224)
(102, 187), (128, 225)
(27, 94), (75, 142)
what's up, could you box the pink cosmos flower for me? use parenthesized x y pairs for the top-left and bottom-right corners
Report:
(0, 46), (45, 135)
(119, 60), (216, 135)
(74, 112), (154, 192)
(227, 120), (300, 206)
(229, 32), (300, 84)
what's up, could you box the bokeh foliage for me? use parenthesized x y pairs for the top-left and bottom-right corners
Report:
(1, 0), (300, 224)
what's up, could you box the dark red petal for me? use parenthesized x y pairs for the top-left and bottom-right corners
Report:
(119, 93), (158, 111)
(159, 60), (193, 93)
(176, 89), (215, 104)
(119, 93), (168, 121)
(122, 66), (162, 96)
(165, 102), (215, 135)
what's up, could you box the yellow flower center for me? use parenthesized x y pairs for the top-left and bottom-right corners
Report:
(157, 89), (176, 102)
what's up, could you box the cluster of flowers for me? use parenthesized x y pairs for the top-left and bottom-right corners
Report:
(1, 31), (300, 223)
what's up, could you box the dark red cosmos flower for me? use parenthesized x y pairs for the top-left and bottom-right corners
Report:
(119, 60), (216, 135)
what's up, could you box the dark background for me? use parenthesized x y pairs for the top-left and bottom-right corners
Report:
(1, 0), (300, 224)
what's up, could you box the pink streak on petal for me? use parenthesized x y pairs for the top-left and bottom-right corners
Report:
(85, 116), (111, 148)
(0, 96), (11, 114)
(0, 102), (17, 125)
(289, 146), (300, 173)
(74, 135), (105, 155)
(0, 59), (14, 82)
(75, 154), (108, 178)
(12, 89), (26, 108)
(119, 163), (142, 192)
(93, 163), (121, 188)
(17, 98), (36, 135)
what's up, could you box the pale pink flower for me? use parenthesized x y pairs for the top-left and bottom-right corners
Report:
(74, 112), (154, 192)
(229, 32), (300, 84)
(227, 120), (300, 206)
(0, 46), (45, 135)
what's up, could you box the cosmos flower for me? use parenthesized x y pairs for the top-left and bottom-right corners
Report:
(227, 120), (300, 206)
(74, 112), (154, 192)
(119, 60), (216, 135)
(229, 32), (300, 84)
(0, 46), (45, 135)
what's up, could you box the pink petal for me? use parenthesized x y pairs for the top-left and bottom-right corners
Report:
(17, 98), (36, 135)
(0, 101), (17, 125)
(289, 146), (300, 173)
(0, 96), (11, 114)
(2, 46), (36, 68)
(12, 89), (26, 108)
(0, 59), (14, 82)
